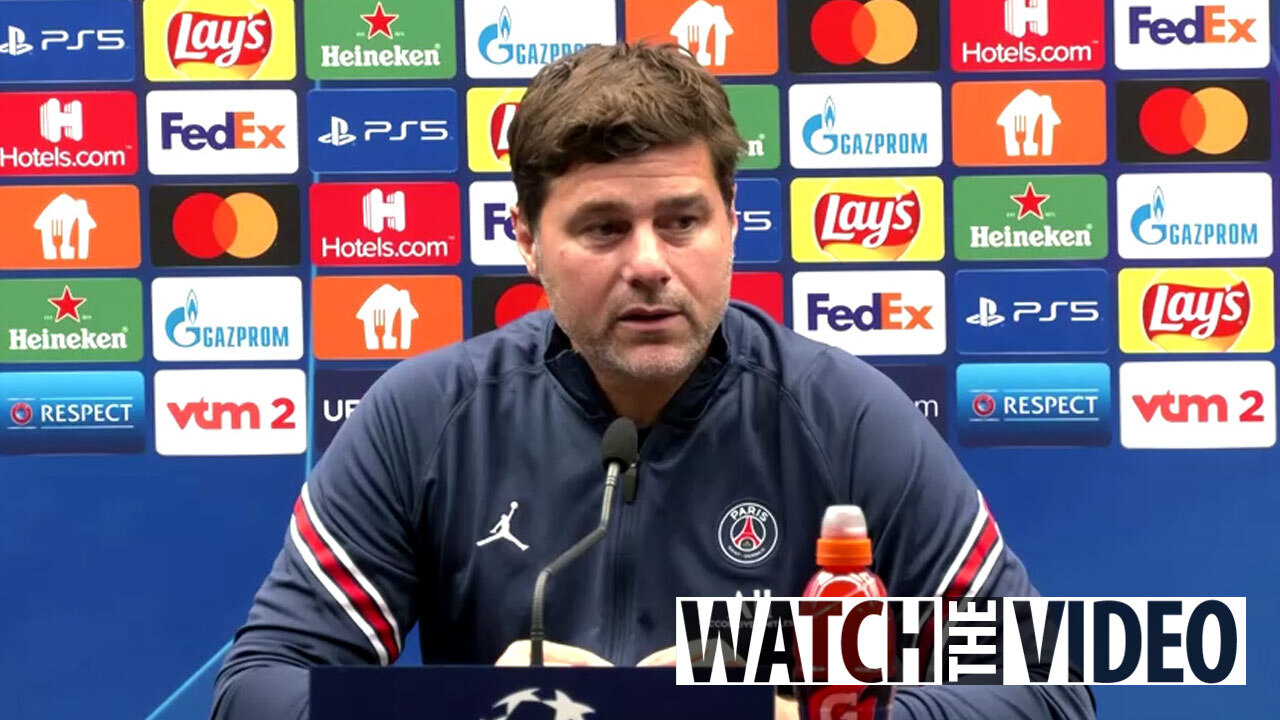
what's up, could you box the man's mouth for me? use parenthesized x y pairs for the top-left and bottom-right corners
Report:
(617, 306), (681, 328)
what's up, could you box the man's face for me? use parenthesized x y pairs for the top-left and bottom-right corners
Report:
(514, 141), (736, 383)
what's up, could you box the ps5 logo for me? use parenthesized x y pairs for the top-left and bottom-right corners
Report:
(0, 25), (126, 56)
(967, 296), (1101, 327)
(0, 26), (32, 56)
(317, 116), (449, 147)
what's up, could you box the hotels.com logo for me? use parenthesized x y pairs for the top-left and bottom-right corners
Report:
(951, 0), (1104, 72)
(0, 92), (138, 177)
(309, 182), (461, 266)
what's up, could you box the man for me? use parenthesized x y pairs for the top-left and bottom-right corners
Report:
(211, 43), (1095, 720)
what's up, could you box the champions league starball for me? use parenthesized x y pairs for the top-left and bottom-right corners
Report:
(484, 688), (595, 720)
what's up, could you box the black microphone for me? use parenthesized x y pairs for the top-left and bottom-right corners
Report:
(529, 417), (638, 667)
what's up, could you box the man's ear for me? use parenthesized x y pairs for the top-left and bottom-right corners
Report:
(511, 204), (539, 280)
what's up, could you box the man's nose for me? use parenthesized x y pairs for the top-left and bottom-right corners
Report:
(622, 224), (672, 288)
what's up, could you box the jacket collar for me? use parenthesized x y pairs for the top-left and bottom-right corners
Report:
(541, 307), (740, 428)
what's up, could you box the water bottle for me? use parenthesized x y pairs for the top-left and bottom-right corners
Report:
(796, 505), (894, 720)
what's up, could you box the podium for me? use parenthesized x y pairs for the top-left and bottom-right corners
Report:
(310, 666), (774, 719)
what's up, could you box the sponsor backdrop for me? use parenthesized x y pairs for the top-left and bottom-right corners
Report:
(0, 1), (1276, 718)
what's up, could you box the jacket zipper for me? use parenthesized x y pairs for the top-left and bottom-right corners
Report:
(605, 460), (640, 663)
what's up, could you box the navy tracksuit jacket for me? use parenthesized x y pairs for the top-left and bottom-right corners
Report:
(211, 302), (1096, 720)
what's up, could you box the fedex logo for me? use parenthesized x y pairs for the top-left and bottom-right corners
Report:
(154, 368), (306, 456)
(469, 181), (523, 266)
(1116, 1), (1268, 69)
(1129, 5), (1256, 45)
(792, 271), (946, 356)
(146, 89), (298, 175)
(1120, 361), (1275, 448)
(160, 111), (285, 150)
(807, 293), (934, 332)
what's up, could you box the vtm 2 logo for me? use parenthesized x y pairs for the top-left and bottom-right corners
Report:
(154, 368), (307, 456)
(788, 0), (939, 73)
(1121, 360), (1275, 449)
(144, 0), (297, 81)
(465, 1), (616, 79)
(1119, 267), (1275, 354)
(1116, 1), (1269, 69)
(951, 0), (1104, 72)
(790, 176), (943, 262)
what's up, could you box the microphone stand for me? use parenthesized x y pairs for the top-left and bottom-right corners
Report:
(529, 460), (624, 667)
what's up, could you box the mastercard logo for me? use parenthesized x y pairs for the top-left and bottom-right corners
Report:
(809, 0), (918, 65)
(494, 282), (549, 328)
(1139, 87), (1249, 156)
(171, 192), (278, 260)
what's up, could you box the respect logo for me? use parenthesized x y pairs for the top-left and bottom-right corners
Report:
(1119, 267), (1274, 353)
(144, 0), (296, 81)
(790, 177), (943, 262)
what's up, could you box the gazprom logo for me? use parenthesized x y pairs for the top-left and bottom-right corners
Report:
(165, 290), (202, 348)
(163, 289), (290, 350)
(802, 97), (839, 155)
(478, 6), (514, 65)
(1129, 186), (1259, 247)
(1130, 187), (1167, 245)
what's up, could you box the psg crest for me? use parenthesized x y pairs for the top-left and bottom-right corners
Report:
(717, 500), (779, 566)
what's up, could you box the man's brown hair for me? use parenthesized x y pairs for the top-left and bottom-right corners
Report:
(507, 42), (748, 231)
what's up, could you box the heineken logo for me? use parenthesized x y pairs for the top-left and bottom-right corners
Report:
(953, 175), (1108, 261)
(0, 278), (142, 364)
(305, 0), (456, 79)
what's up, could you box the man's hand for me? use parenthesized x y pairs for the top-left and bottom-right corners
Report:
(635, 645), (800, 720)
(495, 639), (613, 667)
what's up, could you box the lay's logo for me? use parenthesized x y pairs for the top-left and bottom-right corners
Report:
(145, 0), (296, 81)
(1120, 267), (1274, 353)
(790, 177), (943, 262)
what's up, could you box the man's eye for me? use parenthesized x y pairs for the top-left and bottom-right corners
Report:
(666, 215), (700, 232)
(588, 221), (627, 237)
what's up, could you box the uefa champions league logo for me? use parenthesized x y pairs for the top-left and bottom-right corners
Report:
(483, 687), (595, 720)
